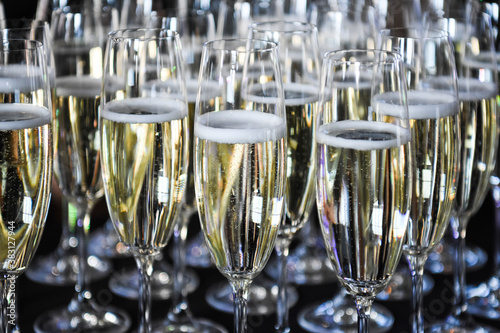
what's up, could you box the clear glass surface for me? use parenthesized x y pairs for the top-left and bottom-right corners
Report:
(0, 39), (53, 333)
(0, 18), (113, 287)
(264, 219), (336, 286)
(99, 28), (188, 333)
(195, 38), (286, 333)
(298, 289), (395, 333)
(205, 275), (299, 316)
(315, 49), (412, 333)
(299, 7), (396, 331)
(108, 254), (198, 301)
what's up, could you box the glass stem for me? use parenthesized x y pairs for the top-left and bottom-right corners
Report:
(68, 203), (92, 311)
(354, 296), (373, 333)
(492, 184), (500, 275)
(229, 279), (250, 333)
(167, 208), (196, 325)
(0, 275), (18, 333)
(56, 198), (71, 257)
(407, 254), (427, 333)
(275, 236), (291, 333)
(135, 254), (155, 333)
(450, 214), (469, 319)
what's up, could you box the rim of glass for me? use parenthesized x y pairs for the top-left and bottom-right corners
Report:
(324, 48), (403, 63)
(108, 28), (180, 41)
(249, 20), (316, 34)
(380, 27), (450, 40)
(203, 38), (278, 53)
(1, 38), (43, 51)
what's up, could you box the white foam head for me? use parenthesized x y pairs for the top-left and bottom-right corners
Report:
(195, 110), (286, 144)
(0, 65), (46, 93)
(188, 79), (220, 103)
(56, 76), (102, 97)
(101, 97), (187, 124)
(0, 104), (51, 130)
(372, 90), (459, 119)
(241, 82), (319, 106)
(283, 83), (319, 106)
(463, 53), (498, 71)
(316, 120), (410, 150)
(456, 78), (497, 101)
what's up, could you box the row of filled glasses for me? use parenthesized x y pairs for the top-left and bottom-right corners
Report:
(0, 0), (496, 332)
(20, 0), (451, 305)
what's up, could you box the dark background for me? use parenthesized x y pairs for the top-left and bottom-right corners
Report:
(4, 1), (500, 332)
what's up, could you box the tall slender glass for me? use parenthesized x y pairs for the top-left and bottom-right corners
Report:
(100, 28), (188, 333)
(0, 38), (53, 333)
(195, 38), (286, 333)
(316, 49), (411, 333)
(0, 18), (112, 286)
(248, 21), (320, 333)
(33, 5), (130, 333)
(298, 7), (397, 333)
(427, 4), (500, 333)
(106, 8), (211, 303)
(380, 27), (460, 333)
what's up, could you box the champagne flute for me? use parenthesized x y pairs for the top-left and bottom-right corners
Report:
(100, 27), (189, 333)
(33, 5), (131, 333)
(0, 18), (112, 287)
(380, 27), (460, 333)
(316, 49), (411, 333)
(195, 38), (287, 333)
(298, 7), (398, 332)
(0, 38), (52, 333)
(248, 20), (320, 333)
(426, 4), (500, 332)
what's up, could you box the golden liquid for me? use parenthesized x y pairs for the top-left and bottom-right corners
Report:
(0, 104), (52, 274)
(404, 91), (459, 256)
(455, 79), (498, 219)
(316, 120), (411, 297)
(53, 76), (103, 205)
(195, 110), (287, 280)
(100, 97), (188, 256)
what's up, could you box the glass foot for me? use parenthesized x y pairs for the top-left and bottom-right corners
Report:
(152, 317), (228, 333)
(426, 314), (500, 333)
(26, 251), (111, 286)
(426, 243), (488, 275)
(88, 220), (130, 258)
(298, 297), (394, 333)
(467, 275), (500, 320)
(33, 300), (131, 333)
(185, 232), (213, 268)
(377, 267), (434, 301)
(265, 243), (335, 285)
(205, 276), (299, 316)
(109, 263), (199, 300)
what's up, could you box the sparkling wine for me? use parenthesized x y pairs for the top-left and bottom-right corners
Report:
(195, 110), (287, 280)
(100, 97), (188, 255)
